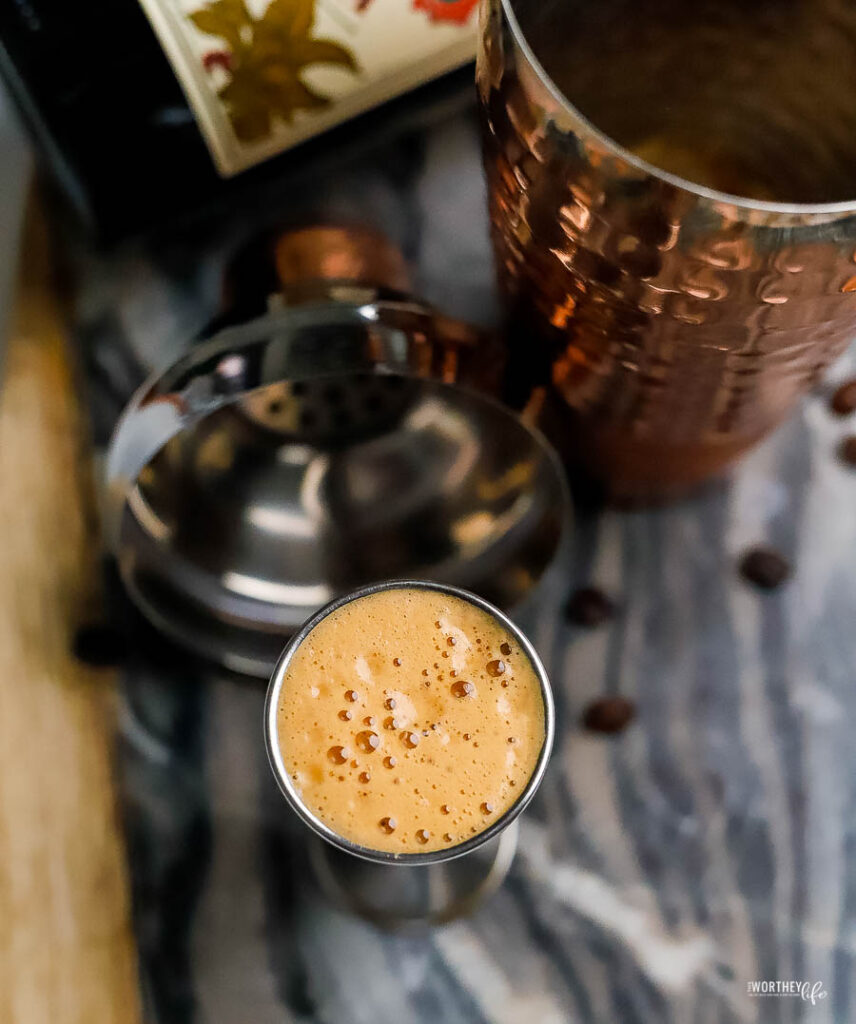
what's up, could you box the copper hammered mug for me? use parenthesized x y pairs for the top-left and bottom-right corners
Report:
(478, 0), (856, 497)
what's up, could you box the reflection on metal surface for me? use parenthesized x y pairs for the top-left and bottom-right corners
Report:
(480, 0), (856, 496)
(220, 573), (333, 607)
(108, 299), (569, 676)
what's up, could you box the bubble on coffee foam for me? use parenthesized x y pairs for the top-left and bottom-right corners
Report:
(356, 730), (380, 753)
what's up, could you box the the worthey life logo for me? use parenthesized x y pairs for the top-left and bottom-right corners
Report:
(747, 980), (828, 1005)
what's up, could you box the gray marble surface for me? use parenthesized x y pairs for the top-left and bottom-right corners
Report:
(71, 102), (856, 1024)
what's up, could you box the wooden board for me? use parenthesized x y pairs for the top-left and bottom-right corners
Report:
(0, 196), (142, 1024)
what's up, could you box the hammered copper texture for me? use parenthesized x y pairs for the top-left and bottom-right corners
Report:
(478, 0), (856, 494)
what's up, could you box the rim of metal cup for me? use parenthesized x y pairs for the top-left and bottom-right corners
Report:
(498, 0), (856, 216)
(264, 579), (555, 866)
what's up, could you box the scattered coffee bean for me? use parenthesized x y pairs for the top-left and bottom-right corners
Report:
(739, 546), (792, 590)
(582, 696), (636, 735)
(831, 378), (856, 416)
(565, 587), (615, 627)
(72, 623), (128, 667)
(839, 435), (856, 466)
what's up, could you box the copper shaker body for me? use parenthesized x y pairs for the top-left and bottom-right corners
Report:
(478, 0), (856, 497)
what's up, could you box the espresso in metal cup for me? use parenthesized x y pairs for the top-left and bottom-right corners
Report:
(264, 579), (555, 924)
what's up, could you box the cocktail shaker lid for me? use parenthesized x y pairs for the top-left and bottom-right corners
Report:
(106, 226), (569, 677)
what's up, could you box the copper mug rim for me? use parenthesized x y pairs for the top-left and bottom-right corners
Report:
(498, 0), (856, 218)
(264, 579), (555, 867)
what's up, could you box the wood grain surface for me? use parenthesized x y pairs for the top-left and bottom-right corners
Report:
(0, 198), (142, 1024)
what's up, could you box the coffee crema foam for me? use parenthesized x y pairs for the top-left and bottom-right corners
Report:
(275, 588), (545, 854)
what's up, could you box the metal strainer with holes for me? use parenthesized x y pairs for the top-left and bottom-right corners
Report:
(106, 227), (570, 677)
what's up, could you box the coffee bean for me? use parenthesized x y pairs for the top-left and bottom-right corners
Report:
(831, 378), (856, 416)
(582, 696), (636, 735)
(739, 546), (791, 590)
(565, 587), (615, 627)
(839, 435), (856, 466)
(72, 623), (128, 667)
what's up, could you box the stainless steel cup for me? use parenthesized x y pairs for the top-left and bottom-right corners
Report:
(264, 579), (555, 925)
(105, 227), (570, 676)
(479, 0), (856, 497)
